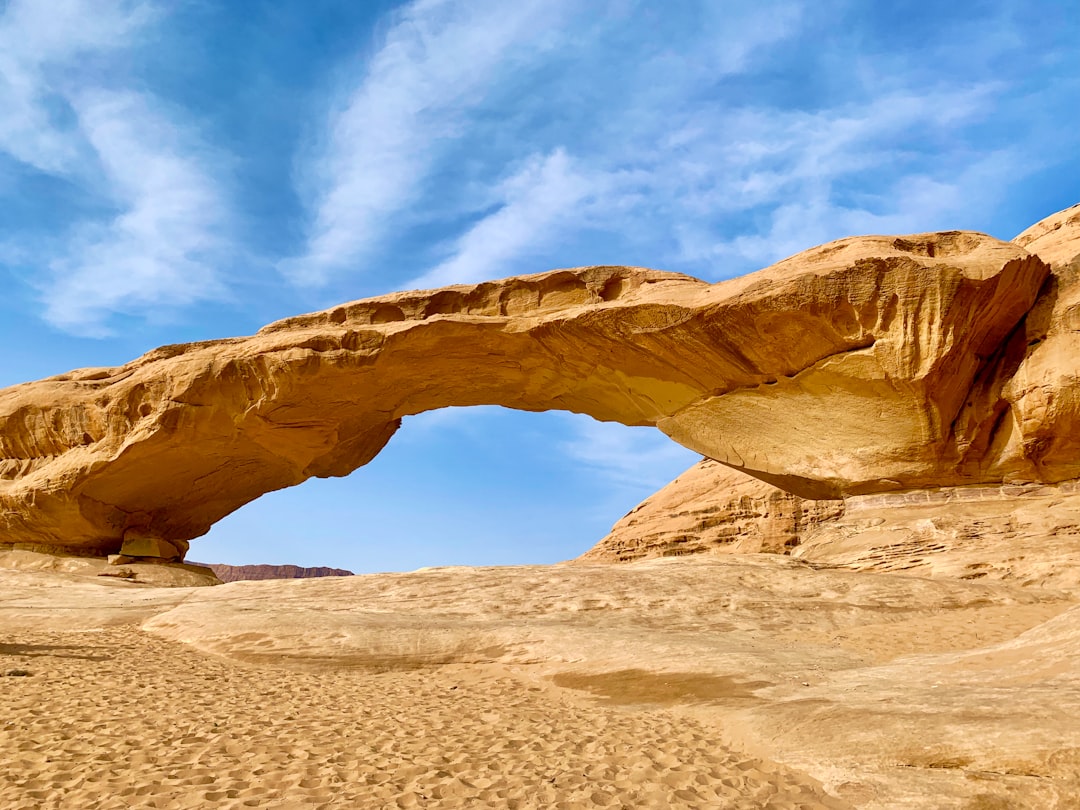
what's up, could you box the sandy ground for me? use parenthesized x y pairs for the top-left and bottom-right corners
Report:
(0, 625), (843, 810)
(1, 554), (1078, 808)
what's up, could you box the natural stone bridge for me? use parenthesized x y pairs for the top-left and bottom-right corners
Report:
(2, 206), (1078, 559)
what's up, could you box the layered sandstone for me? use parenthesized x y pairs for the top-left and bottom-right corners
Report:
(586, 457), (1080, 587)
(997, 203), (1080, 482)
(0, 215), (1068, 558)
(580, 460), (844, 563)
(587, 203), (1080, 571)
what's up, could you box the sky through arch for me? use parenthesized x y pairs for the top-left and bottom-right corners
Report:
(194, 408), (699, 572)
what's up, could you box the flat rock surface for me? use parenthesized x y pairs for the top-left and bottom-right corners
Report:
(2, 557), (1077, 808)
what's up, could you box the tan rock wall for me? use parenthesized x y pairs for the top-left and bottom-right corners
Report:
(583, 457), (1080, 588)
(580, 460), (843, 562)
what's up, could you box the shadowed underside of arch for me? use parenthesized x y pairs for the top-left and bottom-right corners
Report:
(0, 225), (1066, 558)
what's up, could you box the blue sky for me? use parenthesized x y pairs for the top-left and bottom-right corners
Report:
(1, 0), (1078, 571)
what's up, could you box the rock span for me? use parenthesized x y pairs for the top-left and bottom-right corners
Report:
(586, 203), (1080, 573)
(3, 206), (1076, 559)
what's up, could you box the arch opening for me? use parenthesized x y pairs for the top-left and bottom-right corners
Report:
(194, 407), (699, 573)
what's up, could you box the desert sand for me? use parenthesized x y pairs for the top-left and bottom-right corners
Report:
(2, 554), (1078, 809)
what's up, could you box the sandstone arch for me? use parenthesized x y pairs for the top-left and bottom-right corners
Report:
(0, 230), (1057, 558)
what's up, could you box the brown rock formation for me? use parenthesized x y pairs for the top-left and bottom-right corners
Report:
(200, 563), (354, 583)
(0, 211), (1068, 558)
(585, 456), (1080, 587)
(790, 479), (1080, 588)
(994, 203), (1080, 483)
(581, 460), (843, 563)
(587, 203), (1080, 572)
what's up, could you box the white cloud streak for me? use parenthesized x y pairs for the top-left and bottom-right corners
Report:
(662, 86), (1009, 271)
(2, 0), (1060, 336)
(42, 90), (228, 335)
(398, 1), (815, 288)
(284, 0), (569, 286)
(0, 0), (151, 174)
(399, 6), (1035, 287)
(559, 417), (699, 492)
(408, 84), (1003, 289)
(0, 0), (231, 336)
(410, 149), (593, 288)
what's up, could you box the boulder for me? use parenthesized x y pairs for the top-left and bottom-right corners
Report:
(119, 532), (182, 561)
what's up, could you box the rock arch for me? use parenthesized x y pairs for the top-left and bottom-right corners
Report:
(0, 232), (1056, 558)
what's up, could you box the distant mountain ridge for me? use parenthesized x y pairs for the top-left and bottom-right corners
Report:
(195, 563), (354, 583)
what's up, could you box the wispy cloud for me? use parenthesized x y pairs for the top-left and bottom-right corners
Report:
(662, 86), (1012, 271)
(559, 416), (699, 492)
(42, 90), (229, 335)
(3, 0), (1073, 340)
(406, 83), (1007, 288)
(284, 0), (570, 286)
(395, 2), (1055, 286)
(283, 0), (1049, 299)
(410, 149), (594, 288)
(396, 1), (816, 285)
(0, 0), (231, 336)
(0, 0), (151, 174)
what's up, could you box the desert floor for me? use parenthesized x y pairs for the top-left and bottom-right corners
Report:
(2, 554), (1078, 809)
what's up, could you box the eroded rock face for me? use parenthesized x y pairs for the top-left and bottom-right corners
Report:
(994, 203), (1080, 484)
(587, 203), (1080, 571)
(585, 456), (1080, 588)
(580, 460), (844, 563)
(0, 215), (1067, 557)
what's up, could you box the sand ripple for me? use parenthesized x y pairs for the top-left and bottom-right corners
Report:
(0, 626), (846, 809)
